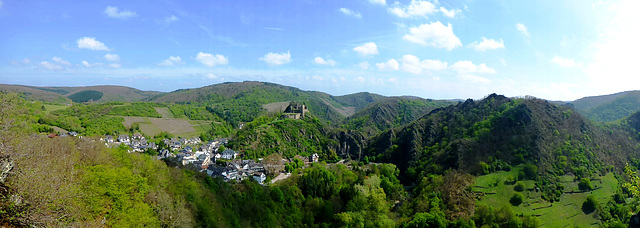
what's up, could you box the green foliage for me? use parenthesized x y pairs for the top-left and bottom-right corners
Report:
(582, 195), (598, 214)
(578, 178), (593, 192)
(509, 193), (524, 206)
(108, 102), (163, 118)
(230, 114), (334, 159)
(68, 90), (103, 103)
(514, 181), (525, 192)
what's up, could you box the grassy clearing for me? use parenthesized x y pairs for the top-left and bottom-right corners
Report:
(43, 104), (68, 114)
(120, 116), (211, 138)
(474, 169), (618, 227)
(154, 107), (174, 118)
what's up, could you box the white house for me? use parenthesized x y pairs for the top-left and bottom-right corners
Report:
(221, 149), (238, 160)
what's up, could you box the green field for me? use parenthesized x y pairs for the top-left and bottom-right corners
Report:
(474, 169), (618, 227)
(121, 115), (211, 138)
(43, 104), (68, 114)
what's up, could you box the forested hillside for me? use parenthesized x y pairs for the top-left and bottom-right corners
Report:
(571, 90), (640, 122)
(4, 84), (640, 226)
(343, 97), (454, 137)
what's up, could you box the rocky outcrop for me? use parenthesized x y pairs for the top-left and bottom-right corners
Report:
(0, 155), (14, 184)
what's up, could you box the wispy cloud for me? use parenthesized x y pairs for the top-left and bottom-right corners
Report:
(353, 42), (379, 56)
(77, 37), (110, 51)
(516, 23), (529, 37)
(314, 57), (336, 66)
(158, 56), (184, 66)
(259, 51), (291, 66)
(196, 52), (229, 67)
(403, 21), (461, 50)
(339, 8), (362, 18)
(104, 6), (137, 19)
(468, 38), (505, 51)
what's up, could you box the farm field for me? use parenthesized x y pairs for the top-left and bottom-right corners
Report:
(474, 168), (618, 227)
(120, 114), (211, 138)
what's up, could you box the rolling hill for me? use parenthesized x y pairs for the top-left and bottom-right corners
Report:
(0, 84), (162, 103)
(570, 90), (640, 122)
(342, 96), (455, 137)
(366, 94), (639, 185)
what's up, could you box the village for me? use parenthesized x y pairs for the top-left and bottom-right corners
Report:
(99, 101), (318, 185)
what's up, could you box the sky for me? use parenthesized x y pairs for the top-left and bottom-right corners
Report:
(1, 0), (639, 101)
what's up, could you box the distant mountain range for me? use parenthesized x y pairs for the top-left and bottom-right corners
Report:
(4, 82), (640, 123)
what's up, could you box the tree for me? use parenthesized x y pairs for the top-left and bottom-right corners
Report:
(578, 178), (593, 192)
(514, 181), (525, 192)
(262, 153), (284, 176)
(510, 193), (524, 206)
(582, 195), (598, 214)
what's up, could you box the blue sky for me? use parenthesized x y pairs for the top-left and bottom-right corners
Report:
(0, 0), (638, 100)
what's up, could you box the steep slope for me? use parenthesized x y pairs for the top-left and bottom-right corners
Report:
(367, 94), (639, 187)
(342, 97), (455, 137)
(571, 90), (640, 122)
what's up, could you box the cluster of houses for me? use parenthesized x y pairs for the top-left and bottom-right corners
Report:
(101, 132), (319, 185)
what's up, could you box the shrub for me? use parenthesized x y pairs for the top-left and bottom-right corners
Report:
(514, 182), (525, 192)
(578, 178), (592, 192)
(582, 195), (597, 214)
(510, 193), (524, 206)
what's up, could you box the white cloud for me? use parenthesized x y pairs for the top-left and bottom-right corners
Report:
(81, 60), (103, 67)
(52, 57), (71, 66)
(22, 58), (31, 64)
(358, 61), (370, 70)
(450, 61), (496, 74)
(353, 42), (379, 56)
(468, 38), (505, 51)
(0, 1), (3, 9)
(401, 54), (447, 74)
(403, 21), (461, 50)
(376, 59), (399, 71)
(165, 15), (178, 23)
(369, 0), (386, 5)
(104, 6), (137, 19)
(196, 52), (229, 67)
(551, 56), (582, 68)
(158, 56), (183, 66)
(516, 23), (529, 37)
(314, 57), (336, 66)
(39, 61), (63, 70)
(440, 7), (461, 18)
(259, 51), (291, 66)
(339, 8), (362, 18)
(104, 53), (120, 62)
(389, 0), (437, 18)
(108, 63), (121, 68)
(205, 73), (218, 79)
(77, 37), (110, 51)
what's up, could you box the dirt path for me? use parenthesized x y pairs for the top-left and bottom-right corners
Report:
(271, 173), (291, 184)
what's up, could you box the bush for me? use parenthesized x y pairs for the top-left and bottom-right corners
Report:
(510, 193), (524, 206)
(578, 178), (592, 192)
(514, 182), (525, 192)
(522, 164), (538, 180)
(582, 195), (598, 214)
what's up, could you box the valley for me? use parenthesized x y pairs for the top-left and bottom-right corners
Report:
(1, 82), (640, 227)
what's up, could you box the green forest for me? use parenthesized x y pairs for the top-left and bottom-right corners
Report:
(3, 82), (640, 227)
